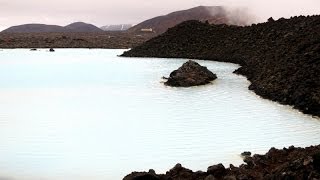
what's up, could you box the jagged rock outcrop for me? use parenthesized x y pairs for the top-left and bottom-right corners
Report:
(123, 145), (320, 180)
(164, 60), (217, 87)
(123, 169), (160, 180)
(122, 16), (320, 117)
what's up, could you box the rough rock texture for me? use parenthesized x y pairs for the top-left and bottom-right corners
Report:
(123, 169), (160, 180)
(121, 16), (320, 117)
(0, 32), (153, 49)
(164, 60), (217, 87)
(123, 145), (320, 180)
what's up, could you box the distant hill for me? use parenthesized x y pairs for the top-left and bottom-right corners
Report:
(128, 6), (254, 35)
(100, 24), (133, 31)
(2, 22), (104, 33)
(2, 24), (65, 33)
(64, 22), (104, 32)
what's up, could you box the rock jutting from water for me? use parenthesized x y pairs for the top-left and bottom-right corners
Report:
(164, 60), (217, 87)
(123, 145), (320, 180)
(121, 15), (320, 117)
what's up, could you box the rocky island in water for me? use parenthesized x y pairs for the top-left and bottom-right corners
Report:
(164, 60), (217, 87)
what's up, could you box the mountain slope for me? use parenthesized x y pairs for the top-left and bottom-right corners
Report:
(2, 22), (103, 33)
(2, 24), (66, 33)
(128, 6), (253, 34)
(64, 22), (104, 32)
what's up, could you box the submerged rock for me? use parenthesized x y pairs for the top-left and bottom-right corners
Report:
(164, 60), (217, 87)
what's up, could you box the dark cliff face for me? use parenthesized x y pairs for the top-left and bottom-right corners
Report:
(122, 16), (320, 117)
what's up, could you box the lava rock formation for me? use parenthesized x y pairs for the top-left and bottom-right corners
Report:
(123, 145), (320, 180)
(164, 60), (217, 87)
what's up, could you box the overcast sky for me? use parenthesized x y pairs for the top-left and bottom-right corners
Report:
(0, 0), (319, 30)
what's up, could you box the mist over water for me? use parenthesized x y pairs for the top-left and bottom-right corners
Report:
(0, 49), (319, 180)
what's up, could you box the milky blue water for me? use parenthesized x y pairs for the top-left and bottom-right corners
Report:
(0, 49), (319, 180)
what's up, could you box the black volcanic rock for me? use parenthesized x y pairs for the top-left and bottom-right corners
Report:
(164, 60), (217, 87)
(122, 16), (320, 117)
(123, 172), (160, 180)
(207, 163), (226, 177)
(241, 151), (252, 157)
(123, 145), (320, 180)
(0, 32), (153, 49)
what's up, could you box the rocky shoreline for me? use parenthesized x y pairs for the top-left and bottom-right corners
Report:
(123, 145), (320, 180)
(0, 32), (154, 49)
(121, 16), (320, 117)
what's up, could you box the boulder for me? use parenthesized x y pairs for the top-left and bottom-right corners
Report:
(123, 172), (160, 180)
(241, 151), (252, 157)
(207, 163), (226, 177)
(164, 60), (217, 87)
(205, 175), (217, 180)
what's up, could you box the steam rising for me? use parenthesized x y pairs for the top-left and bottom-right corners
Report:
(222, 7), (258, 26)
(203, 6), (257, 26)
